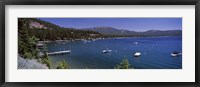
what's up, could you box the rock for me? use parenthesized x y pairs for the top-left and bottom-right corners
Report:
(18, 56), (48, 69)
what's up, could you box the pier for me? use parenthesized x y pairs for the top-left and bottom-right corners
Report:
(47, 50), (71, 55)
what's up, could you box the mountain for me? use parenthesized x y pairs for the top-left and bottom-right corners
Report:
(82, 26), (182, 36)
(25, 18), (182, 37)
(142, 30), (182, 36)
(82, 26), (138, 35)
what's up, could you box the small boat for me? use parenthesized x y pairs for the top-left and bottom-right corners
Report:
(134, 42), (138, 45)
(171, 51), (181, 57)
(134, 52), (141, 57)
(92, 39), (96, 41)
(102, 49), (112, 53)
(83, 40), (91, 43)
(37, 43), (45, 49)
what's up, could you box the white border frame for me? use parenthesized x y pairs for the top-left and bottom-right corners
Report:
(5, 5), (195, 82)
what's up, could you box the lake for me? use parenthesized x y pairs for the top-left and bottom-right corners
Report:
(46, 36), (182, 69)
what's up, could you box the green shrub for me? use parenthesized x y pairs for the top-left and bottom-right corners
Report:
(42, 58), (51, 69)
(23, 52), (32, 59)
(56, 60), (69, 69)
(115, 58), (132, 69)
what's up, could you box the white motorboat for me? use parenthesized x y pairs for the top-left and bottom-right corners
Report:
(102, 49), (112, 53)
(171, 51), (181, 57)
(134, 42), (138, 45)
(134, 52), (141, 57)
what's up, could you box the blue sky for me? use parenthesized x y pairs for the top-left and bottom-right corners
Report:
(38, 18), (182, 31)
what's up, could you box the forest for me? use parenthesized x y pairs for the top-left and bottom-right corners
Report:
(24, 18), (102, 41)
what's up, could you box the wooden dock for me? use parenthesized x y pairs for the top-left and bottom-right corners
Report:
(47, 50), (71, 55)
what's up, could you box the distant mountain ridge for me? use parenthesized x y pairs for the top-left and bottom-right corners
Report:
(27, 18), (182, 37)
(82, 26), (137, 35)
(82, 26), (182, 36)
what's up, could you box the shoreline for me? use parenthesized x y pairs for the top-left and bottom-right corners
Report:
(38, 36), (182, 43)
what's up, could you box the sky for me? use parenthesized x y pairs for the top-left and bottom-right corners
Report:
(38, 18), (182, 32)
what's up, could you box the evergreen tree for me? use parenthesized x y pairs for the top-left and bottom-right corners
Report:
(115, 58), (132, 69)
(56, 60), (69, 69)
(18, 18), (39, 59)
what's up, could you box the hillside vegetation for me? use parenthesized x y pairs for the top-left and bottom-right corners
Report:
(22, 18), (102, 41)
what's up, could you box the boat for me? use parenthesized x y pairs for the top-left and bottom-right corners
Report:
(134, 42), (138, 45)
(171, 51), (181, 57)
(102, 49), (112, 53)
(82, 40), (91, 43)
(134, 52), (141, 57)
(133, 41), (141, 57)
(37, 43), (45, 49)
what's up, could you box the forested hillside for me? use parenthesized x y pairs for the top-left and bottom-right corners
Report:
(20, 18), (102, 41)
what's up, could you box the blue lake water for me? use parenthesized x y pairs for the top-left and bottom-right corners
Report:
(46, 36), (182, 69)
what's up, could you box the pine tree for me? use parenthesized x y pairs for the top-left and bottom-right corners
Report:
(56, 60), (69, 69)
(115, 58), (132, 69)
(18, 18), (39, 59)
